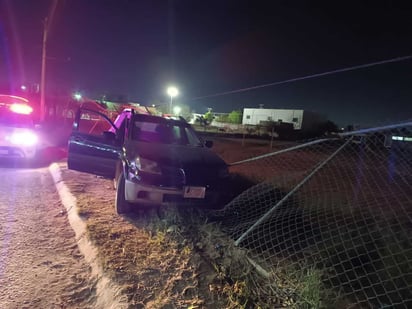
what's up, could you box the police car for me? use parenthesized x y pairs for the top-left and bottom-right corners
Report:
(0, 95), (39, 160)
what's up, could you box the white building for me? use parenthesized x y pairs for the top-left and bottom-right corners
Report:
(242, 108), (326, 131)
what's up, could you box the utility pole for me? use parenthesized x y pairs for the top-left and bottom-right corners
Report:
(40, 17), (48, 122)
(39, 0), (59, 122)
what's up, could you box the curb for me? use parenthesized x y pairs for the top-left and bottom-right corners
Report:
(49, 163), (128, 309)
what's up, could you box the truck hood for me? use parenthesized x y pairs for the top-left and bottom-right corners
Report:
(125, 140), (227, 168)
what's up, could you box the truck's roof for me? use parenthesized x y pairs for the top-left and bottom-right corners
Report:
(133, 112), (188, 126)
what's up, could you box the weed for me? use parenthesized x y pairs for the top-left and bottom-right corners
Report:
(295, 268), (322, 309)
(149, 231), (166, 246)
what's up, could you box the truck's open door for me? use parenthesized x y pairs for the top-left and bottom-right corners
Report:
(67, 108), (120, 178)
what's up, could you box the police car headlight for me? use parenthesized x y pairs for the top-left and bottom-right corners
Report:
(7, 131), (38, 146)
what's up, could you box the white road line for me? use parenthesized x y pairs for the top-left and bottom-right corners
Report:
(49, 163), (128, 309)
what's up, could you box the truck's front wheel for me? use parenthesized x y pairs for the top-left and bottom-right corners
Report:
(113, 161), (122, 190)
(115, 173), (131, 214)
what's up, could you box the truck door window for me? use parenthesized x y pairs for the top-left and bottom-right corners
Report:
(78, 111), (112, 136)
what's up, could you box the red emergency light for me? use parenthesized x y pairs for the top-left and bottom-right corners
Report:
(9, 103), (33, 115)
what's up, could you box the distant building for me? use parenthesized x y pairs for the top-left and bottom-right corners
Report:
(188, 113), (204, 124)
(242, 108), (327, 131)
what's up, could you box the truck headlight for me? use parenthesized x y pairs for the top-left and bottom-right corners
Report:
(130, 156), (162, 175)
(7, 130), (38, 146)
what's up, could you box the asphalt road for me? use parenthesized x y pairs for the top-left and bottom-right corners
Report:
(0, 164), (96, 308)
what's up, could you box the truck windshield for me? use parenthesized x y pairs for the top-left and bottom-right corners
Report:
(131, 120), (203, 146)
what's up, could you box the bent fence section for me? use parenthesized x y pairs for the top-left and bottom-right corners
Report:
(212, 122), (412, 308)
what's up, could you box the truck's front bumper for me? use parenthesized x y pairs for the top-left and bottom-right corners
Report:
(124, 178), (221, 207)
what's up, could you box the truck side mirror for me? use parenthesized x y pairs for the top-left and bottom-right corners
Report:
(204, 140), (213, 148)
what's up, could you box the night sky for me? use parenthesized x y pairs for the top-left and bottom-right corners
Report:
(1, 0), (412, 126)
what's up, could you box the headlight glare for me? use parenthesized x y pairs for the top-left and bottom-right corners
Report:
(131, 156), (162, 175)
(7, 131), (38, 146)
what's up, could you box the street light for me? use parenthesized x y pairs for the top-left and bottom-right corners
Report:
(167, 86), (178, 114)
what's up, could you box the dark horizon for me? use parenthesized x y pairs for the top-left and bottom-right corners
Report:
(1, 0), (412, 126)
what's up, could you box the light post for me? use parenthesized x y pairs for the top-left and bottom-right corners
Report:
(167, 86), (178, 114)
(39, 0), (59, 122)
(40, 17), (48, 122)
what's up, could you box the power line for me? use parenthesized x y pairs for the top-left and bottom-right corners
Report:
(191, 55), (412, 100)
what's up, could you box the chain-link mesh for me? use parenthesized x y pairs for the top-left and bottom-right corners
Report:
(211, 123), (412, 308)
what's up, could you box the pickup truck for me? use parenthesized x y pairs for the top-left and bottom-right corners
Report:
(67, 108), (230, 214)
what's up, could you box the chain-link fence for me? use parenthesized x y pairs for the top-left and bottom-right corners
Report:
(211, 122), (412, 308)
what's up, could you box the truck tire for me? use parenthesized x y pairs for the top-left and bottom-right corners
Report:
(113, 161), (122, 190)
(115, 173), (131, 214)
